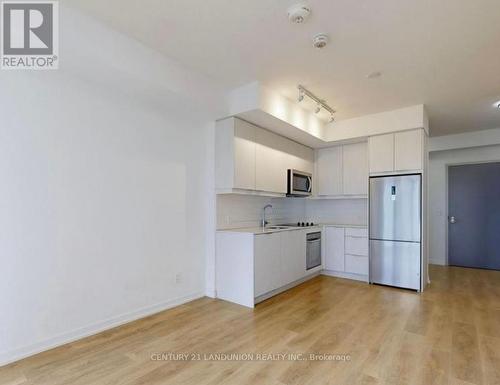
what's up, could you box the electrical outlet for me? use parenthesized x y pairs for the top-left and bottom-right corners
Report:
(175, 273), (182, 284)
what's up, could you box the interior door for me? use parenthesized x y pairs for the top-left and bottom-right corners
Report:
(448, 162), (500, 270)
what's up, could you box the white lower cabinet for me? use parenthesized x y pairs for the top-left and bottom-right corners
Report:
(345, 254), (369, 275)
(254, 232), (282, 297)
(280, 230), (307, 286)
(216, 228), (321, 308)
(255, 230), (314, 299)
(324, 227), (345, 271)
(345, 235), (369, 256)
(323, 226), (369, 281)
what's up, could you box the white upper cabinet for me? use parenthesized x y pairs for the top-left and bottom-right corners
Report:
(233, 121), (256, 190)
(316, 142), (368, 197)
(215, 117), (313, 195)
(343, 142), (368, 195)
(255, 127), (288, 194)
(255, 127), (313, 194)
(394, 129), (423, 171)
(290, 141), (314, 174)
(368, 134), (394, 174)
(215, 118), (256, 191)
(316, 146), (343, 196)
(368, 129), (424, 174)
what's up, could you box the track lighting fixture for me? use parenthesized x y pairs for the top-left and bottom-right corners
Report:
(329, 114), (335, 123)
(297, 85), (336, 121)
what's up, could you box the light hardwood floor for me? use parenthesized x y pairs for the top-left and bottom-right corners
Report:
(2, 265), (500, 385)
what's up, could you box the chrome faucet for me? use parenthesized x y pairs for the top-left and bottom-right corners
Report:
(261, 204), (273, 228)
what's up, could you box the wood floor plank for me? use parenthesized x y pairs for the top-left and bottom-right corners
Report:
(478, 335), (500, 385)
(451, 322), (483, 384)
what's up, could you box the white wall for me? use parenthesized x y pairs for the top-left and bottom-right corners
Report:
(429, 127), (500, 152)
(324, 105), (429, 142)
(0, 5), (225, 365)
(429, 145), (500, 265)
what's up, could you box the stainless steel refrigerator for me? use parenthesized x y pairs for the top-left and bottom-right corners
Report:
(369, 174), (421, 291)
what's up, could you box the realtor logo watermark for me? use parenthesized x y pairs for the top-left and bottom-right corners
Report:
(1, 1), (58, 69)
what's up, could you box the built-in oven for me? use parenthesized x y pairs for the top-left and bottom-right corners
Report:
(287, 169), (312, 197)
(306, 232), (322, 270)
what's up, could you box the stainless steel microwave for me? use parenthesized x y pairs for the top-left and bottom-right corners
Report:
(287, 169), (312, 197)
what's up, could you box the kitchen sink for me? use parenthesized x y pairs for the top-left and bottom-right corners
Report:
(265, 226), (291, 230)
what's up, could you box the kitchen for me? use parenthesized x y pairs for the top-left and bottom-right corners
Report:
(214, 103), (427, 307)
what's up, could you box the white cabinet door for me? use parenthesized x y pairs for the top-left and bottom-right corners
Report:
(345, 255), (369, 275)
(255, 128), (287, 194)
(394, 130), (423, 172)
(281, 230), (306, 285)
(316, 146), (343, 196)
(254, 233), (282, 297)
(342, 142), (368, 195)
(324, 227), (345, 271)
(345, 236), (368, 256)
(369, 134), (394, 173)
(233, 119), (256, 190)
(290, 141), (314, 174)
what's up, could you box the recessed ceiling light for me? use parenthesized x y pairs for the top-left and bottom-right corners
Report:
(495, 101), (500, 109)
(367, 71), (382, 79)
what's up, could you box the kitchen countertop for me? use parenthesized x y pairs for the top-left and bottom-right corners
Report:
(321, 223), (368, 228)
(217, 223), (367, 234)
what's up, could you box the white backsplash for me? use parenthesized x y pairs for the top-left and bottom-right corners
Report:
(216, 194), (306, 229)
(217, 194), (367, 229)
(305, 199), (368, 225)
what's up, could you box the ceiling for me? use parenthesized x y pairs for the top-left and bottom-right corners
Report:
(67, 0), (500, 136)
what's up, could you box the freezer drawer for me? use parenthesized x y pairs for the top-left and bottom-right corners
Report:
(370, 240), (421, 290)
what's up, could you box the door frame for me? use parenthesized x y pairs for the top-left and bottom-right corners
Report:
(445, 160), (500, 266)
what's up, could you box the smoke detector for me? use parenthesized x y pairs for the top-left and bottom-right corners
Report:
(287, 3), (311, 24)
(312, 33), (329, 49)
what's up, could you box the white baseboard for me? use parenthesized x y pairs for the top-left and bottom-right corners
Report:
(321, 270), (369, 283)
(254, 271), (321, 305)
(429, 259), (446, 266)
(0, 291), (204, 367)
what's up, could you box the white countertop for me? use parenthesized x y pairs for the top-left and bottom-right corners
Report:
(321, 223), (368, 228)
(217, 223), (367, 234)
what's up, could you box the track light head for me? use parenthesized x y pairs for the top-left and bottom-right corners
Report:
(329, 114), (335, 123)
(298, 89), (305, 102)
(315, 104), (321, 114)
